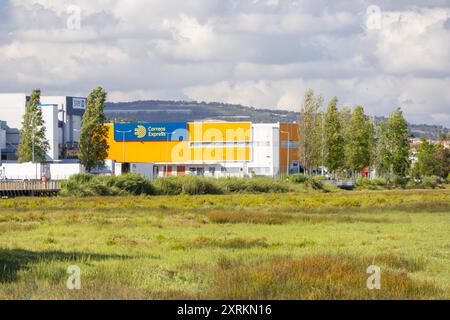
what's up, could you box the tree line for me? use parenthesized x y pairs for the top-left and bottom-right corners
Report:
(16, 87), (449, 182)
(18, 87), (109, 172)
(298, 89), (449, 182)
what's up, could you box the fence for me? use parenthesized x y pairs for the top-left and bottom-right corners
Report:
(0, 180), (61, 197)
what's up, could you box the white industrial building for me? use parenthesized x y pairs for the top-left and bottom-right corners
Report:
(0, 93), (86, 161)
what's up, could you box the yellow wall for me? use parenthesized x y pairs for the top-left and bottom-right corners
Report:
(106, 122), (251, 163)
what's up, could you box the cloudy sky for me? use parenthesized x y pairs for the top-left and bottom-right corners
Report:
(0, 0), (449, 126)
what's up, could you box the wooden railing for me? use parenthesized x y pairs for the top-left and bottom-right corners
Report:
(0, 180), (61, 197)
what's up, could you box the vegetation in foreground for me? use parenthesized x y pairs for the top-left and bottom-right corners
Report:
(0, 189), (449, 299)
(60, 173), (449, 197)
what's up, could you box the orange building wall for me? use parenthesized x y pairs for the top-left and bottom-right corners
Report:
(279, 123), (300, 174)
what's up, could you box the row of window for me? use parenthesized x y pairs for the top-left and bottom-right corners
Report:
(189, 141), (298, 148)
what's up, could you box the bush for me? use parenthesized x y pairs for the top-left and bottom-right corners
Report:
(306, 176), (324, 190)
(114, 173), (156, 195)
(356, 178), (388, 188)
(61, 173), (155, 196)
(60, 174), (95, 196)
(421, 176), (441, 189)
(288, 174), (308, 184)
(393, 176), (409, 188)
(446, 173), (450, 184)
(180, 176), (223, 195)
(217, 177), (291, 193)
(69, 173), (95, 184)
(153, 177), (183, 195)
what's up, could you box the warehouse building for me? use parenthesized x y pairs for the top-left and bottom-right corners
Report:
(0, 92), (300, 180)
(106, 121), (300, 178)
(0, 93), (86, 161)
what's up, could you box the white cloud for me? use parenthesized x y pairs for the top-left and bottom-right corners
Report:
(0, 0), (449, 126)
(374, 8), (450, 76)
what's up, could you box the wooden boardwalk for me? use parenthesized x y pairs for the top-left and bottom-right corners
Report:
(0, 181), (61, 197)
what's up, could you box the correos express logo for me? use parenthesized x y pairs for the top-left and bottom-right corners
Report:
(134, 125), (147, 139)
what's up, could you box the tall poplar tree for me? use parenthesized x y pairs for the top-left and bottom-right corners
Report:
(345, 106), (373, 177)
(375, 120), (391, 178)
(324, 97), (345, 177)
(434, 135), (450, 179)
(17, 89), (49, 163)
(79, 87), (109, 172)
(387, 108), (410, 178)
(415, 138), (436, 177)
(298, 89), (323, 175)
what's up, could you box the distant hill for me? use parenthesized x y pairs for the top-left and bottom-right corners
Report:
(105, 100), (449, 140)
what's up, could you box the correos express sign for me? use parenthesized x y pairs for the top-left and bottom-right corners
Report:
(114, 122), (188, 141)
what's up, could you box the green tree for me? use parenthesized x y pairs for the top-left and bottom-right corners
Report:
(387, 108), (410, 178)
(324, 97), (345, 176)
(375, 120), (391, 177)
(298, 89), (323, 175)
(345, 106), (373, 177)
(79, 87), (109, 172)
(434, 135), (450, 179)
(415, 138), (436, 177)
(17, 89), (49, 163)
(339, 107), (352, 130)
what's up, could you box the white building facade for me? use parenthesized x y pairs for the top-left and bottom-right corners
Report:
(0, 93), (86, 161)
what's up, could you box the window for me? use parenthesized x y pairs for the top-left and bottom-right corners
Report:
(190, 141), (251, 148)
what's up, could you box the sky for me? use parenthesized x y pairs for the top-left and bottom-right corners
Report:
(0, 0), (449, 126)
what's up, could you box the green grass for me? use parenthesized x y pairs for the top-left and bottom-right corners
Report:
(0, 189), (449, 299)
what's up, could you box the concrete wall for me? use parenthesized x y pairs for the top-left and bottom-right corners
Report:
(48, 163), (84, 180)
(0, 163), (42, 180)
(0, 162), (84, 180)
(40, 104), (59, 161)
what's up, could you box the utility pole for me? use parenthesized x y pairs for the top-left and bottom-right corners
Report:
(321, 113), (325, 176)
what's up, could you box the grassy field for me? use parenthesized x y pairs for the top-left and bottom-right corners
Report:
(0, 189), (449, 299)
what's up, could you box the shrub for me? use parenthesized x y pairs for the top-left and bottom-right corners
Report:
(153, 177), (183, 195)
(61, 173), (155, 196)
(393, 176), (408, 188)
(288, 174), (308, 184)
(422, 176), (441, 189)
(60, 174), (96, 196)
(70, 173), (95, 184)
(371, 178), (388, 186)
(446, 173), (450, 184)
(355, 178), (369, 187)
(356, 178), (388, 189)
(180, 176), (223, 195)
(217, 177), (291, 193)
(114, 173), (156, 195)
(306, 176), (324, 190)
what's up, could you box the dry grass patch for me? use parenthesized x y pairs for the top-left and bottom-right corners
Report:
(206, 210), (295, 225)
(188, 236), (269, 249)
(206, 210), (394, 225)
(206, 254), (443, 300)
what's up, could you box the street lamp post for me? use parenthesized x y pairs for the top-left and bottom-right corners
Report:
(115, 130), (131, 165)
(165, 132), (172, 177)
(31, 112), (38, 181)
(280, 130), (290, 177)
